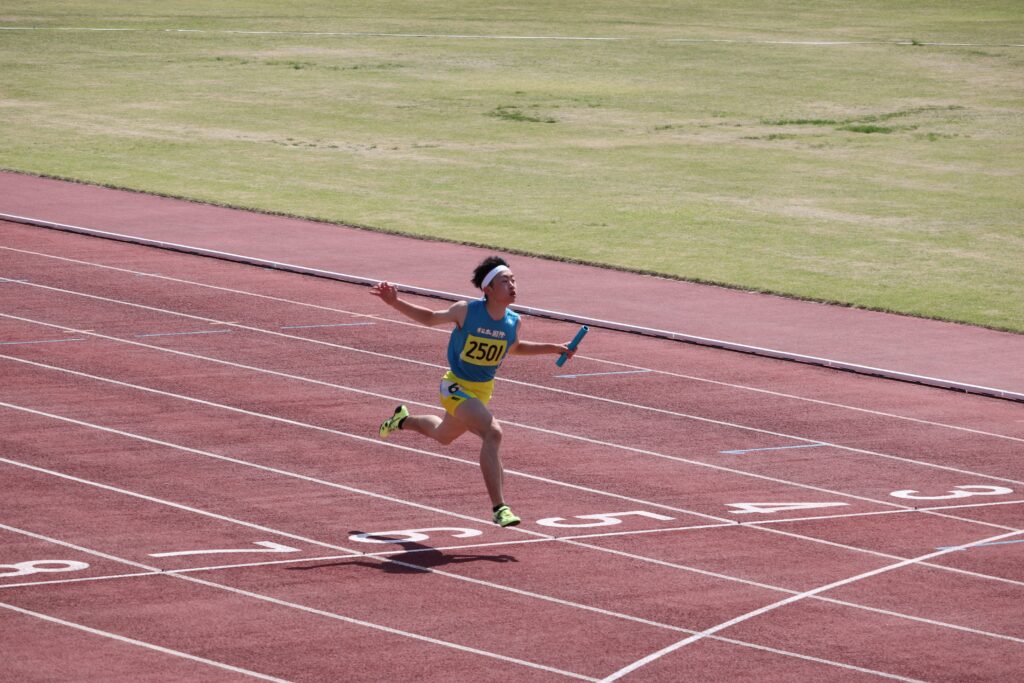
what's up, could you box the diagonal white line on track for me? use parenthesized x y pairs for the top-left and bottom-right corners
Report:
(7, 463), (1022, 670)
(2, 279), (1020, 484)
(4, 397), (1024, 648)
(563, 355), (1024, 444)
(0, 401), (543, 529)
(5, 396), (1022, 593)
(0, 397), (732, 526)
(0, 457), (367, 556)
(0, 479), (997, 681)
(7, 345), (1018, 539)
(599, 527), (1024, 682)
(0, 602), (293, 682)
(0, 523), (597, 681)
(3, 315), (1023, 535)
(5, 244), (1021, 444)
(2, 307), (1022, 510)
(1, 521), (914, 683)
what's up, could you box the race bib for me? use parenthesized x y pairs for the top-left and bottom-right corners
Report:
(459, 334), (508, 366)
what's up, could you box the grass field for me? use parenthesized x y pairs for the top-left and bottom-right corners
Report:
(1, 1), (1022, 331)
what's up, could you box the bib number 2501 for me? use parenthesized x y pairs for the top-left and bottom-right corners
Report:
(460, 335), (507, 366)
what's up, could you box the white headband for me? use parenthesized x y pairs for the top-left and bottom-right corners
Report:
(480, 264), (510, 290)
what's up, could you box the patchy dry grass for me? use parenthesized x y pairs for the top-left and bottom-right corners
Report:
(1, 0), (1022, 330)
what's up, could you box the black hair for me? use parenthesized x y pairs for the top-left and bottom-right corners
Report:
(471, 256), (510, 290)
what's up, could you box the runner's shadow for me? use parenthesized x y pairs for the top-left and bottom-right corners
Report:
(288, 533), (518, 575)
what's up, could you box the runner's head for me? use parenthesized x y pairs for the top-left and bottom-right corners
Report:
(473, 256), (515, 302)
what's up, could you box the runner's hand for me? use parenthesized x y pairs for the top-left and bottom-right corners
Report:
(370, 281), (399, 306)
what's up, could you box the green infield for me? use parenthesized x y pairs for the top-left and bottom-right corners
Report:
(1, 1), (1022, 331)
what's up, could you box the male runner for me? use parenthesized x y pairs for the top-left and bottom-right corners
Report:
(370, 256), (576, 527)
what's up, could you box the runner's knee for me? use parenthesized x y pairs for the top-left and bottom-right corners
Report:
(483, 420), (502, 445)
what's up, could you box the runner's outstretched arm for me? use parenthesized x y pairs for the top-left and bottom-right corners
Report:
(370, 281), (467, 328)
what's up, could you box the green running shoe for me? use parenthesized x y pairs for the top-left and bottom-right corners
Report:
(492, 504), (521, 527)
(379, 405), (409, 439)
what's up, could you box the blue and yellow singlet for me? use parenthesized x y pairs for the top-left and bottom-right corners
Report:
(447, 299), (519, 383)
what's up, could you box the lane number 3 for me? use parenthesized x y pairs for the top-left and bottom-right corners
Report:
(890, 485), (1013, 501)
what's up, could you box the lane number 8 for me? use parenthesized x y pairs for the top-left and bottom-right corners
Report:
(0, 560), (90, 578)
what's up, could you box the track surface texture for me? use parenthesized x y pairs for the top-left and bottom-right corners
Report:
(2, 171), (1024, 399)
(1, 184), (1023, 681)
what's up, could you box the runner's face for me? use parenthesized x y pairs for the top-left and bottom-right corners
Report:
(487, 271), (517, 303)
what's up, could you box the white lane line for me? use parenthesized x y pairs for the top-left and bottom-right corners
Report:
(5, 393), (1024, 647)
(561, 536), (1024, 646)
(170, 572), (599, 681)
(0, 487), (981, 680)
(5, 244), (1021, 444)
(937, 539), (1024, 551)
(0, 602), (293, 682)
(5, 435), (1022, 660)
(0, 457), (365, 557)
(3, 321), (1022, 534)
(135, 329), (232, 338)
(3, 280), (1021, 483)
(0, 571), (159, 590)
(0, 525), (594, 681)
(0, 396), (732, 526)
(9, 307), (1024, 536)
(721, 443), (829, 455)
(6, 347), (986, 534)
(279, 322), (375, 329)
(572, 354), (1024, 444)
(555, 370), (652, 379)
(0, 338), (86, 346)
(5, 396), (1022, 594)
(599, 527), (1024, 682)
(4, 307), (1019, 516)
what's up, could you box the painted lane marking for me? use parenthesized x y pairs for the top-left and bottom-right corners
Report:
(0, 524), (593, 681)
(135, 329), (233, 338)
(721, 443), (828, 455)
(937, 539), (1024, 551)
(2, 324), (1021, 532)
(0, 457), (365, 557)
(5, 244), (1023, 446)
(279, 322), (376, 330)
(3, 405), (1022, 668)
(0, 602), (292, 682)
(5, 283), (1021, 488)
(599, 528), (1024, 682)
(0, 337), (86, 346)
(2, 464), (992, 682)
(0, 396), (731, 528)
(555, 370), (652, 379)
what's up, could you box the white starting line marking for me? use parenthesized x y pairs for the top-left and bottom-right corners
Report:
(0, 602), (292, 682)
(279, 322), (375, 330)
(937, 539), (1024, 551)
(556, 370), (652, 379)
(600, 527), (1024, 682)
(135, 329), (233, 338)
(721, 443), (829, 455)
(0, 338), (86, 346)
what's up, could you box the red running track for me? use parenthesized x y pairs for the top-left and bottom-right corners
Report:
(1, 222), (1023, 681)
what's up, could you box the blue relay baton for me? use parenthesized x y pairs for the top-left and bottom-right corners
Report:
(556, 326), (589, 367)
